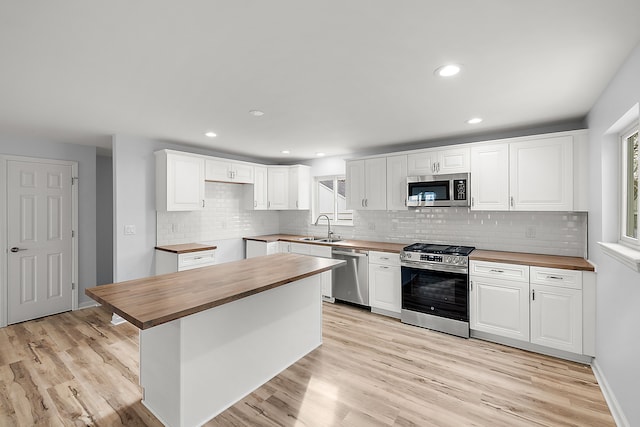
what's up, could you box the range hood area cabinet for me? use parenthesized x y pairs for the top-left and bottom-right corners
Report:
(156, 150), (205, 211)
(245, 165), (311, 211)
(205, 158), (254, 184)
(470, 131), (586, 211)
(346, 157), (387, 210)
(407, 147), (470, 176)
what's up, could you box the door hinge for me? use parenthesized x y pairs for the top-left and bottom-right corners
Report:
(72, 282), (76, 290)
(72, 177), (79, 185)
(72, 230), (75, 238)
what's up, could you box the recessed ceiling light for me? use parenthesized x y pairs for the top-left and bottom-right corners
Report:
(435, 64), (461, 77)
(467, 117), (483, 124)
(249, 110), (264, 117)
(281, 150), (290, 154)
(205, 131), (217, 138)
(316, 152), (325, 157)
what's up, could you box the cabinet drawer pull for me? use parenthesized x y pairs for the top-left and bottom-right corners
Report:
(546, 275), (564, 280)
(489, 269), (504, 273)
(532, 289), (535, 301)
(380, 266), (389, 269)
(193, 256), (203, 260)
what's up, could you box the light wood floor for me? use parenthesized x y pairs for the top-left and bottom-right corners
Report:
(0, 303), (614, 426)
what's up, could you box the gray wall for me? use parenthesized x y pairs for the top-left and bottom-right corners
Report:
(587, 41), (640, 427)
(96, 155), (113, 285)
(0, 137), (97, 306)
(112, 135), (262, 281)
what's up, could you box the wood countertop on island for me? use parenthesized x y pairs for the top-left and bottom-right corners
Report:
(86, 253), (344, 330)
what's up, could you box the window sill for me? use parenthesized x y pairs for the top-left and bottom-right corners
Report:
(597, 242), (640, 272)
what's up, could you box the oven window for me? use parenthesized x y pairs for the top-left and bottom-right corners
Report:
(401, 266), (468, 321)
(408, 181), (449, 202)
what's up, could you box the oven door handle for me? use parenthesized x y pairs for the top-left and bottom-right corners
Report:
(401, 262), (468, 274)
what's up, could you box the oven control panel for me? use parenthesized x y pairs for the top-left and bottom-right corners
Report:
(401, 251), (468, 266)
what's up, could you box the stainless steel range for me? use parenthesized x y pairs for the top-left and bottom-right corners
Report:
(400, 243), (475, 338)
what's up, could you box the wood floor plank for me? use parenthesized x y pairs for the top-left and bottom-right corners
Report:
(0, 303), (615, 427)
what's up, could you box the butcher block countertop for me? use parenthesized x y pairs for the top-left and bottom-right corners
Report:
(86, 253), (344, 330)
(243, 234), (407, 253)
(470, 249), (595, 272)
(155, 243), (217, 254)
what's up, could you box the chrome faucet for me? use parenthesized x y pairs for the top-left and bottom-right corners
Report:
(314, 214), (333, 240)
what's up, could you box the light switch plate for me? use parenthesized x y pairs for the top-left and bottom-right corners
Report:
(124, 225), (136, 235)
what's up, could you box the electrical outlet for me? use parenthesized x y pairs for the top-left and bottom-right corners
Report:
(368, 222), (376, 231)
(525, 226), (536, 239)
(124, 225), (136, 235)
(171, 223), (177, 233)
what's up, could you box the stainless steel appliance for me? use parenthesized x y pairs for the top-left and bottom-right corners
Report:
(332, 248), (369, 306)
(406, 173), (470, 207)
(400, 243), (475, 338)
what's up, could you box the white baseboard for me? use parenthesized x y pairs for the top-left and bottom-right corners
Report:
(78, 300), (99, 309)
(591, 359), (629, 427)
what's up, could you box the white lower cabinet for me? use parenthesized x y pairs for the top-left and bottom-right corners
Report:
(245, 240), (279, 258)
(290, 243), (333, 300)
(368, 251), (401, 317)
(530, 267), (583, 354)
(470, 262), (530, 342)
(155, 249), (216, 275)
(470, 261), (586, 356)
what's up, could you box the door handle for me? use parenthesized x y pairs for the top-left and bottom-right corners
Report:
(10, 247), (27, 253)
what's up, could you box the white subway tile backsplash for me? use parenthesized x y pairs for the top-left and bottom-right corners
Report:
(158, 182), (587, 257)
(279, 208), (588, 257)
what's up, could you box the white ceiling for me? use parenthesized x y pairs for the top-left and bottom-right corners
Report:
(1, 1), (639, 161)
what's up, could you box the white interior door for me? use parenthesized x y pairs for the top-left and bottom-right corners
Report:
(7, 160), (73, 324)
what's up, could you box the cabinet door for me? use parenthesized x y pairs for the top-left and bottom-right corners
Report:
(470, 143), (510, 211)
(160, 151), (205, 211)
(205, 158), (231, 181)
(232, 163), (254, 184)
(252, 166), (268, 210)
(289, 165), (310, 210)
(386, 155), (408, 211)
(530, 284), (582, 354)
(510, 136), (573, 211)
(407, 151), (435, 175)
(369, 264), (401, 315)
(267, 167), (289, 209)
(470, 276), (530, 342)
(245, 240), (266, 258)
(437, 147), (470, 174)
(346, 160), (366, 210)
(363, 157), (387, 210)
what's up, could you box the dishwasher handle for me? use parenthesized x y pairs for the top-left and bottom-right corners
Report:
(332, 250), (368, 257)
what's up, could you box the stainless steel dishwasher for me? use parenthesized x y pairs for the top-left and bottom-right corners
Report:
(331, 248), (369, 306)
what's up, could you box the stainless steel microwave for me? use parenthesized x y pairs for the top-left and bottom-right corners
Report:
(407, 173), (470, 207)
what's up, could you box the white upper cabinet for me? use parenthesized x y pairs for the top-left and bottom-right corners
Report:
(346, 158), (387, 210)
(156, 150), (205, 211)
(408, 147), (470, 175)
(386, 155), (408, 211)
(470, 134), (576, 211)
(246, 165), (268, 210)
(205, 158), (254, 184)
(288, 165), (311, 210)
(510, 136), (573, 211)
(267, 167), (289, 210)
(470, 143), (510, 211)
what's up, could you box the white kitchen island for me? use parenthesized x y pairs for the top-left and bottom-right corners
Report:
(86, 253), (344, 427)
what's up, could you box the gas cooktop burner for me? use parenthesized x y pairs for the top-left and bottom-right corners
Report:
(402, 243), (475, 256)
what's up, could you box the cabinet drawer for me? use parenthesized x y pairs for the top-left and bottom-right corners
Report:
(178, 250), (216, 271)
(470, 261), (529, 282)
(369, 251), (400, 266)
(530, 267), (582, 290)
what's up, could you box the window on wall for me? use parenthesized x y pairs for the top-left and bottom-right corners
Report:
(621, 125), (639, 246)
(314, 175), (353, 225)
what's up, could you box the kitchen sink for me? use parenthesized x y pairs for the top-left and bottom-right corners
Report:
(297, 237), (342, 243)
